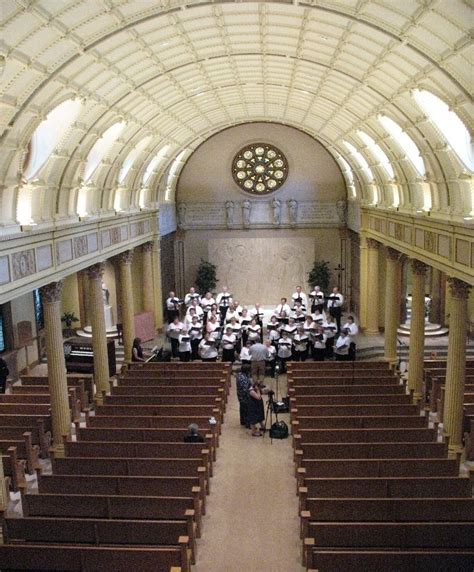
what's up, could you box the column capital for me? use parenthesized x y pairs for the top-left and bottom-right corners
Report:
(447, 277), (471, 300)
(118, 249), (134, 265)
(386, 247), (402, 261)
(141, 241), (154, 253)
(411, 259), (428, 276)
(366, 238), (381, 250)
(40, 280), (64, 304)
(86, 262), (105, 280)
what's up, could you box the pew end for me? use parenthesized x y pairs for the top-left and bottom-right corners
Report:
(303, 537), (315, 567)
(297, 468), (307, 494)
(300, 510), (310, 540)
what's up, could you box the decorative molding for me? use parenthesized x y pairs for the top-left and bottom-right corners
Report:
(411, 259), (428, 276)
(141, 241), (154, 253)
(86, 262), (105, 280)
(386, 247), (401, 261)
(40, 280), (64, 304)
(447, 277), (471, 300)
(366, 238), (380, 250)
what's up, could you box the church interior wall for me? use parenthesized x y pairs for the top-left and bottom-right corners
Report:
(160, 233), (177, 302)
(10, 292), (38, 372)
(178, 123), (346, 205)
(182, 228), (342, 306)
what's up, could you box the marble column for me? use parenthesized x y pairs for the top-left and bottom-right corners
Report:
(87, 262), (110, 400)
(118, 250), (135, 362)
(407, 260), (428, 401)
(40, 281), (71, 456)
(384, 247), (402, 363)
(430, 267), (442, 324)
(79, 270), (90, 328)
(141, 242), (154, 314)
(152, 239), (165, 331)
(358, 235), (369, 330)
(443, 278), (471, 454)
(365, 238), (381, 336)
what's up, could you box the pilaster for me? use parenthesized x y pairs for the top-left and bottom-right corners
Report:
(407, 260), (428, 401)
(365, 238), (380, 336)
(40, 281), (71, 456)
(152, 239), (164, 330)
(87, 262), (110, 401)
(358, 235), (369, 330)
(443, 278), (471, 454)
(141, 242), (154, 314)
(118, 250), (135, 362)
(384, 247), (402, 363)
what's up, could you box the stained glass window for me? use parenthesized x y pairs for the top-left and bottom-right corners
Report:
(232, 143), (288, 195)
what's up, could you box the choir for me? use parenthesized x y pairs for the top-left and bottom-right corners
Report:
(165, 284), (357, 365)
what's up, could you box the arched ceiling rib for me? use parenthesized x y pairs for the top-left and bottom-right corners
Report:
(0, 1), (472, 210)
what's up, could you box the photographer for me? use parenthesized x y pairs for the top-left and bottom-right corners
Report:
(247, 378), (265, 437)
(236, 363), (252, 427)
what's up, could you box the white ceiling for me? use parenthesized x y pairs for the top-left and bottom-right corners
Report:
(0, 0), (472, 217)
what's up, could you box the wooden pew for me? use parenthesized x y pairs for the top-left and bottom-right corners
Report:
(9, 385), (84, 418)
(103, 394), (225, 416)
(296, 458), (460, 488)
(20, 373), (93, 408)
(0, 415), (52, 450)
(0, 403), (52, 416)
(294, 415), (428, 429)
(290, 394), (413, 406)
(1, 449), (26, 492)
(22, 491), (202, 537)
(0, 433), (40, 475)
(293, 428), (437, 446)
(288, 361), (391, 371)
(288, 376), (400, 386)
(112, 384), (226, 397)
(288, 371), (398, 379)
(63, 440), (213, 477)
(298, 476), (471, 506)
(4, 516), (196, 565)
(94, 404), (222, 423)
(291, 404), (420, 418)
(0, 543), (189, 572)
(305, 547), (474, 572)
(289, 384), (405, 395)
(0, 423), (51, 458)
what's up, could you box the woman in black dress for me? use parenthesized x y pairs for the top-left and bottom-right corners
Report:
(247, 380), (265, 436)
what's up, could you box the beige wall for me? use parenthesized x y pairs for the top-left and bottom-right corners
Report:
(182, 228), (342, 305)
(61, 274), (80, 323)
(10, 292), (38, 370)
(177, 122), (345, 204)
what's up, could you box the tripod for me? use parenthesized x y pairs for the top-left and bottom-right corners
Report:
(263, 390), (279, 444)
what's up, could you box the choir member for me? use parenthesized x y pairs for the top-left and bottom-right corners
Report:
(186, 298), (204, 320)
(293, 327), (309, 361)
(266, 315), (281, 345)
(342, 315), (359, 361)
(303, 315), (315, 337)
(323, 315), (337, 359)
(309, 285), (325, 313)
(247, 318), (261, 343)
(184, 286), (201, 307)
(334, 328), (351, 361)
(275, 297), (291, 318)
(229, 317), (242, 354)
(311, 307), (326, 325)
(225, 303), (241, 323)
(264, 339), (277, 378)
(201, 292), (216, 324)
(311, 325), (327, 361)
(167, 316), (183, 358)
(291, 286), (308, 311)
(178, 328), (192, 362)
(165, 291), (181, 322)
(206, 314), (221, 341)
(327, 286), (344, 333)
(189, 315), (203, 360)
(277, 331), (293, 373)
(240, 308), (251, 345)
(199, 333), (218, 361)
(240, 341), (252, 365)
(283, 317), (298, 339)
(221, 326), (237, 363)
(216, 286), (233, 325)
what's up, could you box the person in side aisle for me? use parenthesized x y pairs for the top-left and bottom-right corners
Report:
(236, 363), (252, 428)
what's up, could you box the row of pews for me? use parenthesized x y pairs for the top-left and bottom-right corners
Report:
(287, 360), (474, 572)
(0, 361), (231, 571)
(0, 373), (94, 492)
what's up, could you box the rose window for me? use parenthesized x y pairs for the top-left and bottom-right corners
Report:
(232, 143), (288, 195)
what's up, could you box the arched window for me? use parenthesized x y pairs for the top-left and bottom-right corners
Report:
(23, 98), (82, 181)
(335, 154), (356, 198)
(83, 121), (126, 183)
(166, 150), (188, 187)
(357, 131), (395, 179)
(342, 141), (375, 183)
(142, 145), (170, 186)
(118, 135), (152, 184)
(412, 89), (473, 171)
(378, 115), (425, 177)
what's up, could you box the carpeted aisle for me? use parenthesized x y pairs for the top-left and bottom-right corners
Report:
(194, 372), (303, 572)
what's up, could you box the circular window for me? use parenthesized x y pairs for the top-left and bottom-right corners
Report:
(232, 143), (288, 195)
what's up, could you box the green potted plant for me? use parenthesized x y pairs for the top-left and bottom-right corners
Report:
(307, 260), (331, 292)
(61, 312), (79, 337)
(195, 259), (218, 295)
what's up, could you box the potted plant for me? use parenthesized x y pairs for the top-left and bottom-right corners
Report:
(195, 259), (218, 295)
(307, 260), (331, 292)
(61, 312), (79, 337)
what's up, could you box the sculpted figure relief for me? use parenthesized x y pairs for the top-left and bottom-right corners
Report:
(288, 199), (298, 226)
(271, 198), (281, 226)
(336, 199), (347, 224)
(225, 201), (235, 227)
(177, 203), (187, 227)
(242, 200), (251, 228)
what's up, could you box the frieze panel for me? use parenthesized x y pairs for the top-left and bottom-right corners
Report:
(0, 256), (10, 285)
(36, 245), (53, 271)
(12, 249), (36, 281)
(56, 240), (73, 264)
(73, 235), (88, 259)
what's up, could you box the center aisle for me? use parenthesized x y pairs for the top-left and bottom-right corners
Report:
(194, 372), (303, 572)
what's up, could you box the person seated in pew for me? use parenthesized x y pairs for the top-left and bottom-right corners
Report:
(334, 328), (351, 361)
(183, 423), (205, 443)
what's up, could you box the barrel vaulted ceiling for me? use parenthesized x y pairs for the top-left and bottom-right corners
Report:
(0, 0), (472, 231)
